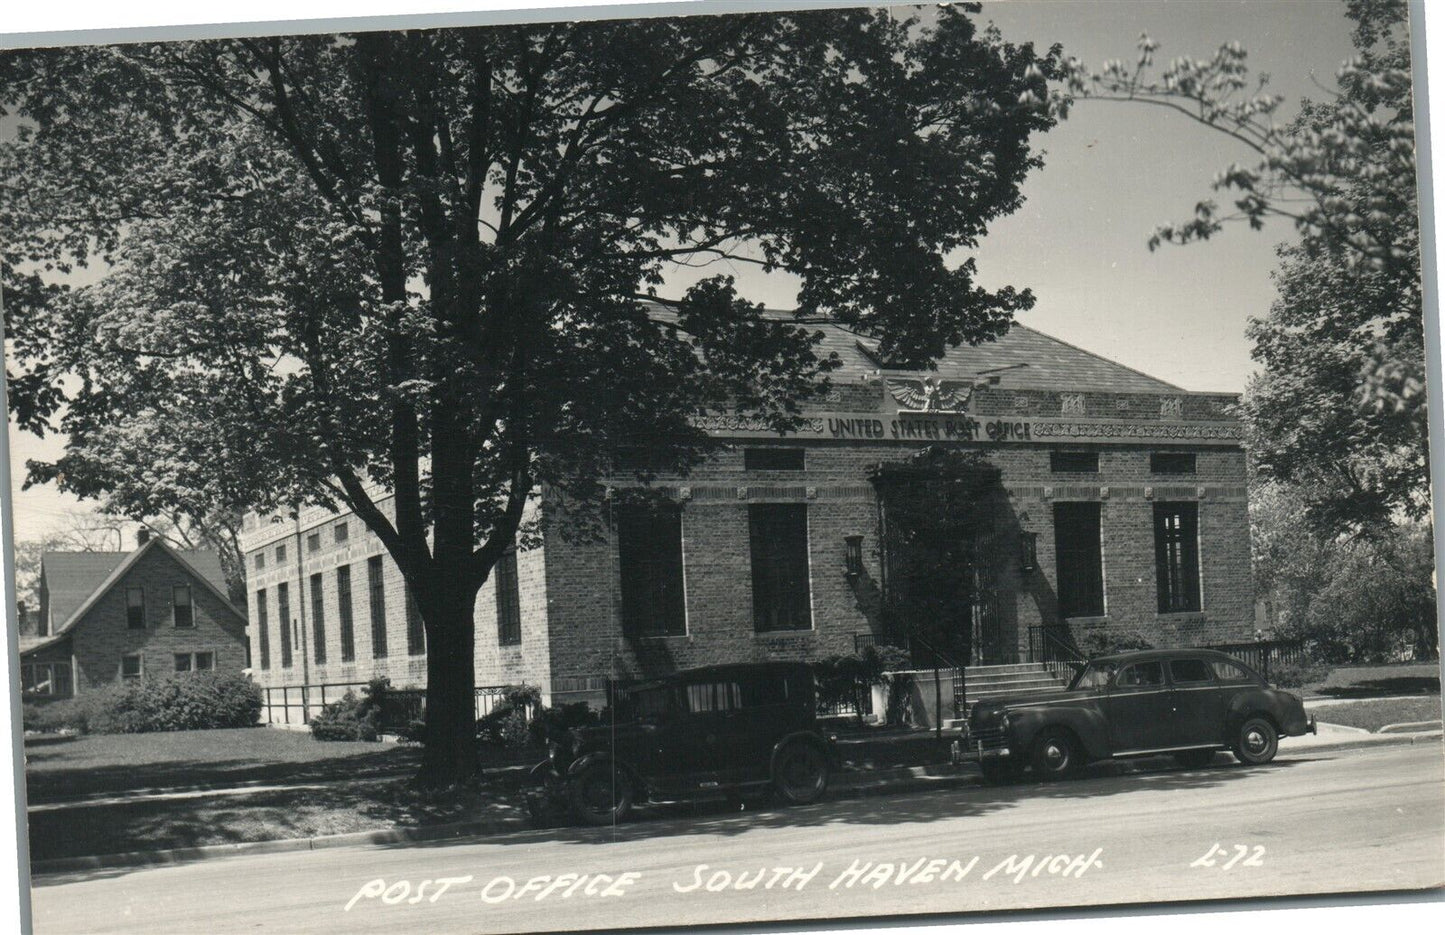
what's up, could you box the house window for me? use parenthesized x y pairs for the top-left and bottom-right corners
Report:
(1150, 452), (1197, 474)
(1154, 502), (1201, 613)
(126, 587), (146, 629)
(749, 504), (812, 632)
(175, 651), (216, 673)
(307, 532), (321, 553)
(172, 585), (194, 628)
(120, 654), (143, 680)
(335, 522), (349, 544)
(496, 550), (521, 646)
(1050, 451), (1099, 473)
(368, 556), (388, 658)
(1054, 502), (1104, 618)
(255, 552), (266, 571)
(405, 586), (425, 656)
(22, 662), (72, 697)
(617, 502), (687, 638)
(744, 448), (805, 471)
(310, 573), (327, 665)
(257, 588), (270, 670)
(278, 582), (293, 668)
(276, 543), (287, 563)
(337, 566), (355, 663)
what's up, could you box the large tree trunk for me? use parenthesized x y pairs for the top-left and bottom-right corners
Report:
(415, 580), (483, 788)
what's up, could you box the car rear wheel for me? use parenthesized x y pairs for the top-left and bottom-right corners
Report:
(773, 742), (829, 805)
(1231, 717), (1279, 766)
(569, 763), (633, 826)
(1172, 748), (1216, 769)
(1031, 729), (1081, 780)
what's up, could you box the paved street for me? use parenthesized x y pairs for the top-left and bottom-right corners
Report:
(28, 743), (1445, 935)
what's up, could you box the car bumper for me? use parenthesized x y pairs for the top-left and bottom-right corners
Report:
(950, 727), (1013, 764)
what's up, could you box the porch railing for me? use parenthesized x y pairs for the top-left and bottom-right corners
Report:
(1200, 639), (1307, 683)
(1027, 624), (1088, 683)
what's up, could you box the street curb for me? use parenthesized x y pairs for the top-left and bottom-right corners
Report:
(29, 732), (1440, 876)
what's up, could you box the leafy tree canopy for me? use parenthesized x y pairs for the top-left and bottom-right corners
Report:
(1, 5), (1061, 783)
(1060, 0), (1424, 536)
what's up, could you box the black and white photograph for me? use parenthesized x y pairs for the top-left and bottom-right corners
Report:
(2, 1), (1443, 933)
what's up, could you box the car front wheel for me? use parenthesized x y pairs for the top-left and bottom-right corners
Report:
(1031, 729), (1082, 780)
(569, 763), (634, 826)
(773, 742), (829, 805)
(1232, 717), (1279, 766)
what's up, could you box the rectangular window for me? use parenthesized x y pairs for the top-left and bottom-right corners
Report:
(307, 532), (321, 553)
(1050, 451), (1099, 473)
(617, 503), (687, 638)
(749, 504), (812, 632)
(744, 448), (805, 471)
(257, 588), (270, 670)
(126, 587), (146, 629)
(1054, 502), (1104, 618)
(174, 653), (193, 673)
(1154, 502), (1202, 613)
(120, 654), (143, 680)
(21, 662), (72, 697)
(368, 556), (388, 658)
(685, 681), (742, 713)
(337, 566), (355, 662)
(1150, 452), (1197, 474)
(278, 582), (293, 668)
(172, 585), (194, 628)
(310, 573), (327, 665)
(195, 651), (214, 671)
(254, 552), (266, 571)
(405, 586), (425, 656)
(276, 543), (287, 563)
(496, 550), (521, 646)
(334, 522), (349, 543)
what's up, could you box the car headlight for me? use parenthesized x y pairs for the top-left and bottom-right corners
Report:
(548, 740), (562, 763)
(1000, 713), (1010, 731)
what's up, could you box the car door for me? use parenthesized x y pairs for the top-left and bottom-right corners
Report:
(621, 684), (694, 795)
(677, 678), (741, 790)
(1104, 660), (1174, 752)
(1167, 656), (1226, 746)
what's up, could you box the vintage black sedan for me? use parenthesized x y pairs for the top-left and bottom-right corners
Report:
(959, 648), (1316, 782)
(526, 662), (838, 825)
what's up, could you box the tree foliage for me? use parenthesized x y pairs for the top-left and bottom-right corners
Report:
(1, 6), (1060, 783)
(1060, 0), (1424, 536)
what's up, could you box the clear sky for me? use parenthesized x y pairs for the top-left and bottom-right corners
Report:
(3, 0), (1368, 543)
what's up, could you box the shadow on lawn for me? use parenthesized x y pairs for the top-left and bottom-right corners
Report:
(1316, 676), (1441, 698)
(25, 747), (424, 801)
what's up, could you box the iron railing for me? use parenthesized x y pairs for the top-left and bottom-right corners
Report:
(1027, 624), (1088, 683)
(1200, 639), (1307, 683)
(261, 682), (517, 729)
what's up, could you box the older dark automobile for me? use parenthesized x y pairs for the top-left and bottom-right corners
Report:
(526, 662), (837, 825)
(959, 649), (1316, 782)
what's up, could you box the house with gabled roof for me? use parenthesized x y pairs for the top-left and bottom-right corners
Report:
(18, 533), (248, 700)
(238, 315), (1254, 726)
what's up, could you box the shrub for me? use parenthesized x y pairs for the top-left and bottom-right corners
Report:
(21, 701), (71, 733)
(41, 672), (264, 735)
(310, 678), (387, 742)
(1270, 662), (1329, 689)
(475, 685), (541, 749)
(1081, 629), (1155, 658)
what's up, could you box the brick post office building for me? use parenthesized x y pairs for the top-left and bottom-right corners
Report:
(240, 320), (1252, 723)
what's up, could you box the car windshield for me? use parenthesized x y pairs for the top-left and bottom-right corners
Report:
(619, 685), (673, 723)
(1070, 661), (1117, 690)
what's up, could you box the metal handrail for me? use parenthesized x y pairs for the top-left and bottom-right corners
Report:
(1028, 624), (1087, 683)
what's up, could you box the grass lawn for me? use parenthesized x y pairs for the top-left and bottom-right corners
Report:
(1297, 661), (1441, 699)
(23, 728), (418, 801)
(1313, 696), (1445, 733)
(25, 776), (527, 863)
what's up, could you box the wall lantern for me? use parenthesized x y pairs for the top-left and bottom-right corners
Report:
(843, 535), (864, 578)
(1019, 531), (1038, 573)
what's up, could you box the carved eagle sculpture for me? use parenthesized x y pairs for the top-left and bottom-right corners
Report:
(886, 377), (973, 413)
